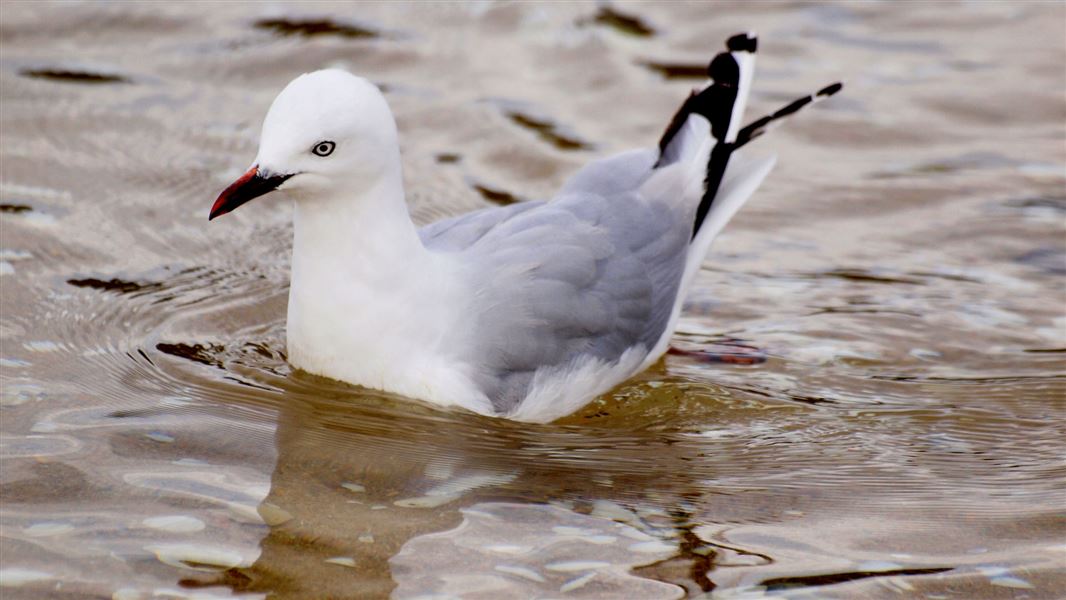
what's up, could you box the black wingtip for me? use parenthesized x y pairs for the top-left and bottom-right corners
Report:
(659, 33), (754, 169)
(734, 81), (844, 149)
(726, 32), (757, 53)
(818, 82), (843, 97)
(706, 52), (740, 85)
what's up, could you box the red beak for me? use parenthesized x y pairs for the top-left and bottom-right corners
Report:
(209, 165), (293, 220)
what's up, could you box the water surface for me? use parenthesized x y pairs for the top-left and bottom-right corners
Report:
(1, 2), (1064, 598)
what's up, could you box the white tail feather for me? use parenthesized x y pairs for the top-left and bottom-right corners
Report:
(693, 153), (776, 248)
(681, 152), (775, 296)
(640, 152), (776, 369)
(726, 51), (756, 142)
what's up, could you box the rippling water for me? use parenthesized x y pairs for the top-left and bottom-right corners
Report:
(2, 2), (1064, 598)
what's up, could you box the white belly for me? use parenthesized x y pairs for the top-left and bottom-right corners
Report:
(285, 281), (495, 416)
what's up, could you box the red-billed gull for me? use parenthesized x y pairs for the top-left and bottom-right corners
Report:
(209, 33), (841, 422)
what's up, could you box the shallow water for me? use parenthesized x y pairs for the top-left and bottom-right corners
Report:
(1, 2), (1064, 598)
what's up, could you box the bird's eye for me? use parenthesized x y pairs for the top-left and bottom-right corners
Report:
(311, 141), (335, 157)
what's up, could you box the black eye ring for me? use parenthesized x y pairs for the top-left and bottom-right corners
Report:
(311, 141), (335, 157)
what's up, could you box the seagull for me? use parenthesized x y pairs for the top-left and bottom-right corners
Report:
(210, 33), (841, 423)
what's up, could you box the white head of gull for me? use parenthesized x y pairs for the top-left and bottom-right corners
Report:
(210, 34), (841, 423)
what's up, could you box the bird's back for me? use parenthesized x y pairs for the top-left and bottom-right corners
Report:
(420, 149), (694, 418)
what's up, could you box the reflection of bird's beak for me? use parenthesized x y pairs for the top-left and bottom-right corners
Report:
(209, 165), (293, 220)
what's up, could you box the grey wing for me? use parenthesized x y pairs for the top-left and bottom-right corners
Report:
(419, 147), (657, 250)
(419, 200), (546, 251)
(558, 148), (659, 197)
(458, 186), (689, 412)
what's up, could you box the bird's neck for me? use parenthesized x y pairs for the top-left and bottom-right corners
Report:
(291, 166), (426, 273)
(286, 165), (466, 384)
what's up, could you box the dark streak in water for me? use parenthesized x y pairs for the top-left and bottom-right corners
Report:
(716, 382), (837, 406)
(788, 393), (834, 406)
(137, 348), (155, 366)
(632, 508), (717, 594)
(907, 270), (980, 284)
(0, 203), (32, 213)
(586, 6), (656, 37)
(872, 374), (1066, 384)
(67, 277), (162, 295)
(809, 306), (921, 317)
(223, 375), (276, 392)
(107, 408), (171, 419)
(639, 60), (708, 80)
(761, 567), (953, 591)
(435, 153), (462, 164)
(816, 269), (925, 285)
(156, 342), (225, 368)
(179, 569), (252, 591)
(504, 110), (592, 151)
(126, 349), (157, 368)
(1005, 196), (1066, 212)
(467, 178), (521, 206)
(253, 17), (380, 39)
(20, 68), (130, 84)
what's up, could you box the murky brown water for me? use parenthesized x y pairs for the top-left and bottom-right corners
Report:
(2, 2), (1064, 598)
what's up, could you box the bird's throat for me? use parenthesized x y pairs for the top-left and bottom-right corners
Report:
(285, 174), (461, 389)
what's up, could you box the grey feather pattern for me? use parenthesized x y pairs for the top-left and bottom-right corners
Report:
(419, 200), (544, 251)
(420, 152), (689, 412)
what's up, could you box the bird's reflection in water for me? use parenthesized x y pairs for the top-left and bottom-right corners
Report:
(186, 379), (715, 598)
